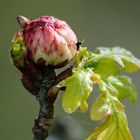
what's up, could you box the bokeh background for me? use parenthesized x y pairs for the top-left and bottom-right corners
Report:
(0, 0), (140, 139)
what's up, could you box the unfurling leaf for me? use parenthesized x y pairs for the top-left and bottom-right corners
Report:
(10, 31), (27, 67)
(60, 68), (94, 113)
(74, 47), (89, 67)
(10, 32), (27, 59)
(87, 92), (133, 140)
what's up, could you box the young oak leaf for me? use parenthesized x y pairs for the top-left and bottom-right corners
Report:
(60, 68), (94, 113)
(84, 47), (140, 77)
(74, 47), (93, 68)
(90, 92), (111, 121)
(96, 47), (140, 73)
(87, 93), (133, 140)
(108, 76), (137, 104)
(88, 57), (120, 79)
(101, 95), (133, 140)
(99, 75), (137, 104)
(87, 114), (113, 140)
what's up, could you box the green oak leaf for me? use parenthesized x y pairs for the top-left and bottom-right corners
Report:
(60, 68), (94, 113)
(108, 76), (137, 104)
(87, 114), (113, 140)
(85, 47), (140, 76)
(99, 76), (137, 104)
(87, 93), (133, 140)
(58, 47), (139, 140)
(90, 92), (111, 121)
(96, 47), (140, 73)
(87, 57), (120, 79)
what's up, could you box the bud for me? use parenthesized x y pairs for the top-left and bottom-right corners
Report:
(10, 31), (27, 67)
(17, 15), (77, 67)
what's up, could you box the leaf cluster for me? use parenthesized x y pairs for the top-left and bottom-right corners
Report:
(59, 47), (140, 140)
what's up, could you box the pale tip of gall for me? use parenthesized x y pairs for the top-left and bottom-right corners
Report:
(17, 15), (30, 27)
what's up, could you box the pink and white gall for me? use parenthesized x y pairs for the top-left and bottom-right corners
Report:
(17, 15), (77, 67)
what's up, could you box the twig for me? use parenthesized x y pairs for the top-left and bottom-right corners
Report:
(13, 56), (73, 140)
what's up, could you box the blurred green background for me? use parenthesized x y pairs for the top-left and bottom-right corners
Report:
(0, 0), (140, 139)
